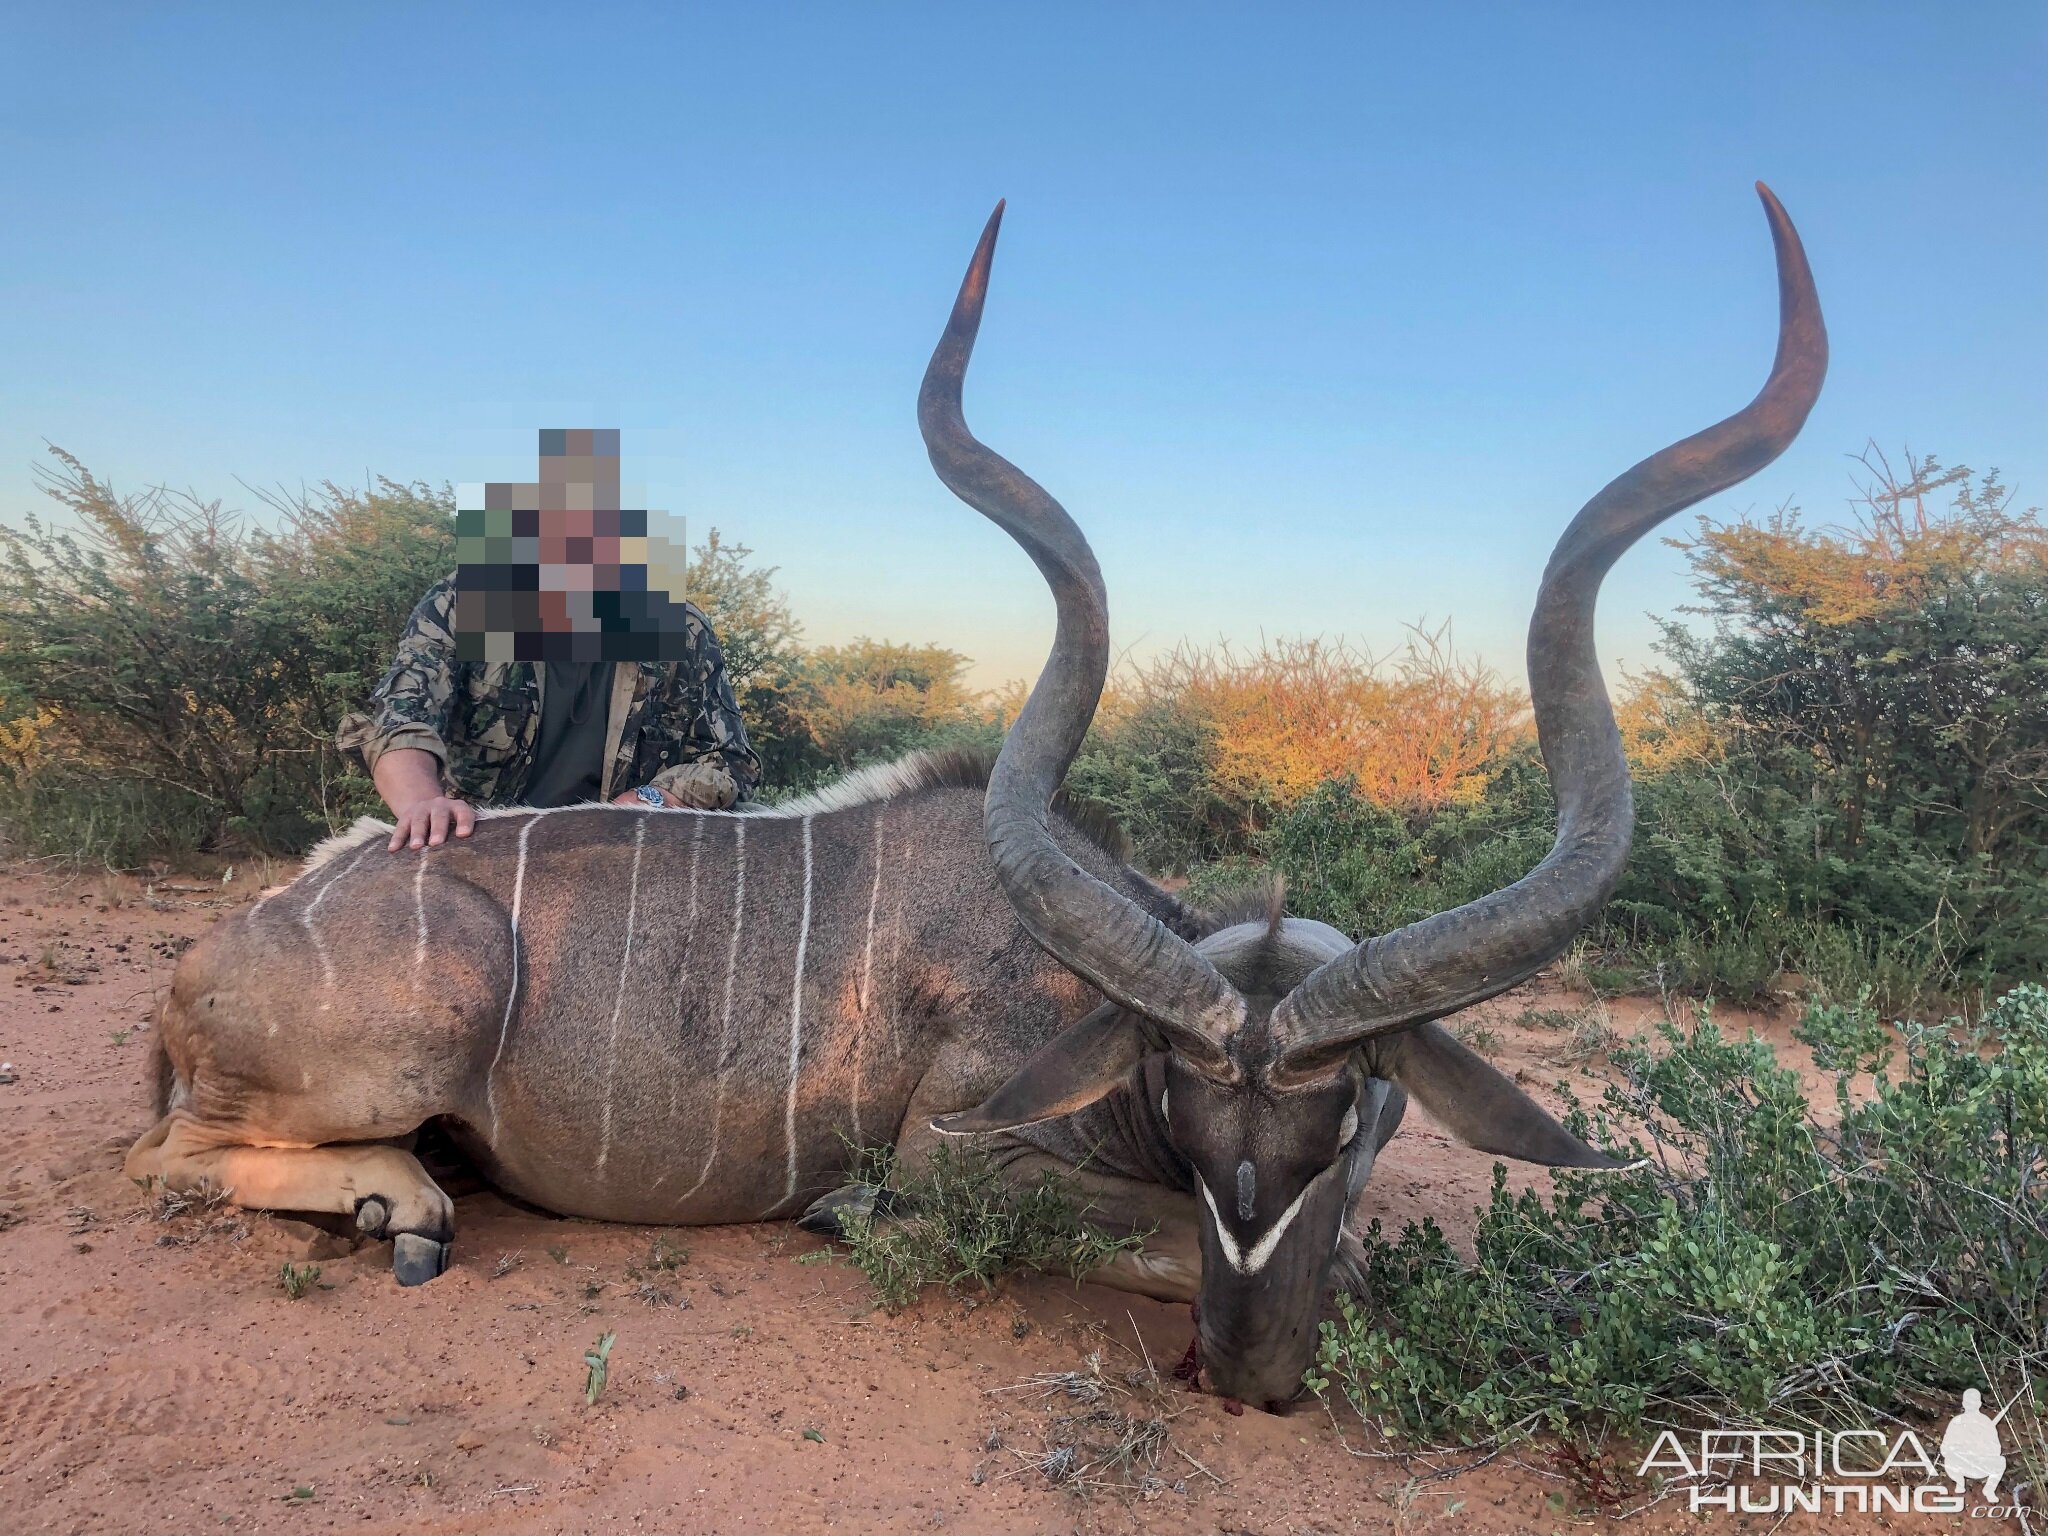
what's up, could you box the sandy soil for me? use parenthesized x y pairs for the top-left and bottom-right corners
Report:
(0, 867), (1999, 1535)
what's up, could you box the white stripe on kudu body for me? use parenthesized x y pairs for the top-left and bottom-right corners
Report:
(858, 806), (884, 1014)
(484, 815), (539, 1145)
(850, 804), (887, 1145)
(676, 818), (747, 1202)
(595, 819), (646, 1174)
(780, 816), (816, 1209)
(668, 815), (707, 1130)
(411, 857), (429, 973)
(293, 843), (372, 1026)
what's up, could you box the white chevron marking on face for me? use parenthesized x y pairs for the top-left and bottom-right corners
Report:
(1199, 1176), (1312, 1276)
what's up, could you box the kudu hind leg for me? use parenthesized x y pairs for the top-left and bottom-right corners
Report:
(127, 1117), (456, 1284)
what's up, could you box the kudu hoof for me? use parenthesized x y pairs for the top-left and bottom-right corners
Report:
(392, 1232), (451, 1286)
(796, 1183), (898, 1239)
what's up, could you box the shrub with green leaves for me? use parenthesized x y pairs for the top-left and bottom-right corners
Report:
(1310, 984), (2048, 1478)
(0, 449), (453, 861)
(834, 1143), (1144, 1310)
(1255, 762), (1554, 939)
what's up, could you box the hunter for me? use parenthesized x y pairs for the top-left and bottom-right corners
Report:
(337, 430), (762, 850)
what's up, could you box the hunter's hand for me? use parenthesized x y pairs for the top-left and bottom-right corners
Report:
(389, 795), (476, 851)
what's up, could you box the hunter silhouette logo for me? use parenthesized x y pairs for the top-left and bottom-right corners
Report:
(1940, 1389), (2009, 1500)
(1639, 1386), (2027, 1517)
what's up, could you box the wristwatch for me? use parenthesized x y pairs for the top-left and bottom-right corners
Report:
(630, 785), (666, 808)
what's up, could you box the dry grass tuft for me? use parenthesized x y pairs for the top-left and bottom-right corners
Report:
(984, 1352), (1196, 1499)
(1543, 1002), (1620, 1065)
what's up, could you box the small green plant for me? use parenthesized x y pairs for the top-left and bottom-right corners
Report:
(110, 1028), (131, 1046)
(582, 1331), (615, 1405)
(545, 1243), (569, 1264)
(832, 1144), (1145, 1310)
(1308, 984), (2048, 1486)
(278, 1262), (320, 1300)
(1452, 1018), (1500, 1053)
(1580, 961), (1643, 997)
(645, 1234), (687, 1270)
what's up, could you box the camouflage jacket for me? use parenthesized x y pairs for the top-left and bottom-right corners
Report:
(336, 577), (762, 807)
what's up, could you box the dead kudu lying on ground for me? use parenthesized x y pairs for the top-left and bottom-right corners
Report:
(129, 187), (1825, 1410)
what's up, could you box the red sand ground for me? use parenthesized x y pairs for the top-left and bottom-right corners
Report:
(0, 867), (2004, 1534)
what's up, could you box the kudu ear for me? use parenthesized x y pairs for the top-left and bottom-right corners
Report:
(1375, 1022), (1632, 1170)
(931, 1004), (1147, 1136)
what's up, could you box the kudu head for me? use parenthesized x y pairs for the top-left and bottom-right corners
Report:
(921, 191), (1827, 1410)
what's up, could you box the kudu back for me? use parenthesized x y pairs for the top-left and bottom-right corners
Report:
(130, 188), (1824, 1411)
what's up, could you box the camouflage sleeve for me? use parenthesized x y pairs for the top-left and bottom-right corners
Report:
(659, 606), (763, 802)
(335, 577), (462, 780)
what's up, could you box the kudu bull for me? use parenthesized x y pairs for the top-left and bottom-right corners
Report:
(129, 185), (1824, 1409)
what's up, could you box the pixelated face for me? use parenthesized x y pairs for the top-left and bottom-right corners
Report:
(454, 428), (693, 663)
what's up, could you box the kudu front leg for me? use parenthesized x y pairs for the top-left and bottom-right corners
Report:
(992, 1151), (1205, 1303)
(127, 1116), (456, 1284)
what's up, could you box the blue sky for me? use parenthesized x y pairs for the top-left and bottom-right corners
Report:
(3, 4), (2041, 687)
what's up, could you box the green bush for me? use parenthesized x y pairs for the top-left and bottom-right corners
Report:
(0, 449), (452, 861)
(1309, 985), (2048, 1475)
(834, 1143), (1144, 1310)
(1256, 760), (1553, 938)
(1066, 699), (1232, 873)
(0, 765), (217, 870)
(1643, 923), (1784, 1006)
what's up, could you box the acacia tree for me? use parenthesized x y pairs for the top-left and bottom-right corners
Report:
(788, 638), (989, 770)
(1658, 448), (2048, 979)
